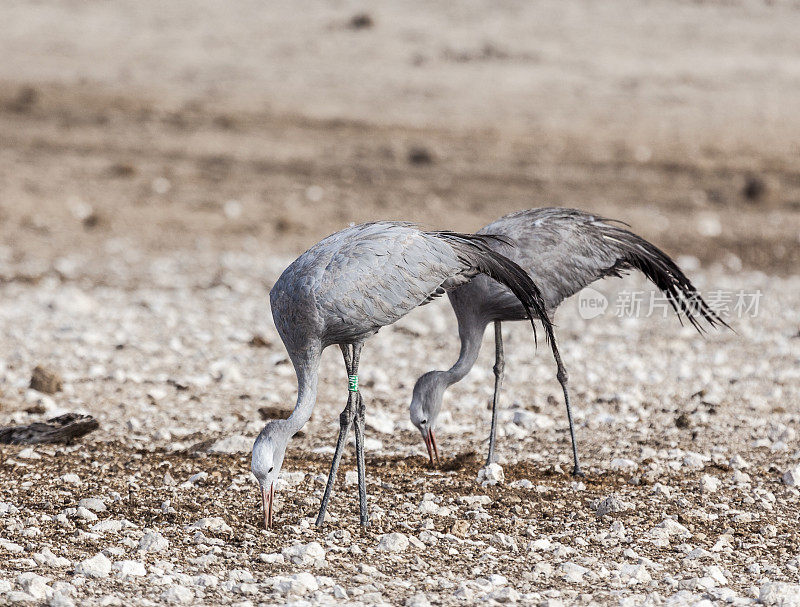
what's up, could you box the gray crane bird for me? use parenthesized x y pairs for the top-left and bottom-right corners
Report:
(252, 221), (564, 528)
(409, 208), (727, 473)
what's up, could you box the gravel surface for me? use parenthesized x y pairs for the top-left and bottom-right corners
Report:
(1, 245), (798, 606)
(2, 2), (800, 604)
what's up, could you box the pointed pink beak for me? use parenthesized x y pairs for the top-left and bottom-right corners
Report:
(423, 429), (440, 466)
(261, 483), (274, 528)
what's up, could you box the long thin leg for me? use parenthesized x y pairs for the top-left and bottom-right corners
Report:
(348, 343), (368, 526)
(315, 345), (356, 527)
(353, 391), (369, 526)
(548, 334), (583, 477)
(486, 321), (504, 465)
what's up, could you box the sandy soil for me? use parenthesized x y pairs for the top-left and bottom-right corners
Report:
(1, 1), (800, 605)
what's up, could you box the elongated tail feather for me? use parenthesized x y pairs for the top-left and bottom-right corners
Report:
(597, 224), (729, 333)
(433, 231), (555, 346)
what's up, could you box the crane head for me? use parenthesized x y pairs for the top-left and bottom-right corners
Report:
(409, 371), (447, 465)
(251, 421), (290, 528)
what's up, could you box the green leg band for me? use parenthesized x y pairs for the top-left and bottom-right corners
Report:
(348, 374), (359, 392)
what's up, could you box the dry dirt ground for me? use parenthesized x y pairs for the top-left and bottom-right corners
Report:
(1, 1), (800, 606)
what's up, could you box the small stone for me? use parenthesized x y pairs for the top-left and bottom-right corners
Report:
(759, 582), (800, 606)
(345, 470), (358, 486)
(278, 471), (305, 488)
(161, 585), (194, 605)
(91, 520), (123, 534)
(700, 474), (720, 494)
(450, 520), (470, 537)
(452, 582), (473, 600)
(705, 565), (727, 585)
(560, 561), (589, 583)
(275, 572), (318, 595)
(408, 535), (425, 550)
(113, 560), (146, 577)
(365, 413), (394, 434)
(619, 563), (652, 584)
(77, 498), (106, 513)
(0, 502), (20, 516)
(528, 538), (552, 551)
(33, 547), (70, 568)
(186, 472), (207, 485)
(652, 483), (671, 498)
(17, 573), (51, 600)
(419, 500), (439, 515)
(30, 366), (63, 394)
(405, 593), (432, 607)
(729, 454), (749, 469)
(138, 531), (169, 552)
(74, 553), (112, 578)
(74, 506), (97, 521)
(60, 474), (81, 485)
(377, 532), (409, 552)
(683, 452), (706, 470)
(732, 470), (751, 484)
(610, 458), (637, 472)
(477, 463), (504, 486)
(51, 582), (75, 596)
(782, 464), (800, 487)
(193, 574), (218, 588)
(491, 532), (518, 552)
(186, 517), (232, 534)
(208, 435), (252, 454)
(281, 542), (325, 566)
(229, 569), (254, 583)
(458, 495), (491, 507)
(485, 586), (520, 603)
(595, 494), (632, 517)
(48, 592), (76, 607)
(0, 538), (24, 552)
(653, 518), (692, 539)
(17, 447), (41, 460)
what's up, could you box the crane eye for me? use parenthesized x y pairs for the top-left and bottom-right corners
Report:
(268, 467), (274, 474)
(420, 419), (427, 426)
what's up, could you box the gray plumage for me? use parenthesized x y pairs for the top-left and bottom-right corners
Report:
(252, 221), (558, 527)
(409, 207), (726, 471)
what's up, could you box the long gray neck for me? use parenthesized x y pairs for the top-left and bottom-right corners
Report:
(284, 342), (322, 436)
(442, 316), (488, 386)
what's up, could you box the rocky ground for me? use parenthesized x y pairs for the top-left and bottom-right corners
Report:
(1, 247), (799, 606)
(3, 1), (800, 605)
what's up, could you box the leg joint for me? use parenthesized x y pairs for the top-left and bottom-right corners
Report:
(557, 368), (568, 384)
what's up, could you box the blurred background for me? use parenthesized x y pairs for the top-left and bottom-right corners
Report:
(2, 0), (800, 277)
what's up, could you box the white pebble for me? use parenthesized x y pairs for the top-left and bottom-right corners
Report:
(113, 560), (146, 577)
(138, 531), (169, 553)
(282, 542), (325, 566)
(377, 532), (409, 552)
(477, 463), (504, 486)
(74, 553), (112, 578)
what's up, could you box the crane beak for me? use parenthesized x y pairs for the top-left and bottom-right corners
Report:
(261, 483), (274, 528)
(423, 429), (440, 466)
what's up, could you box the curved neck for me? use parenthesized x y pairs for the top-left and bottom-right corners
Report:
(285, 343), (322, 436)
(443, 316), (488, 386)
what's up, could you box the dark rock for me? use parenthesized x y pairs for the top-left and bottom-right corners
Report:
(29, 366), (62, 394)
(742, 175), (766, 202)
(349, 13), (374, 29)
(407, 146), (434, 165)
